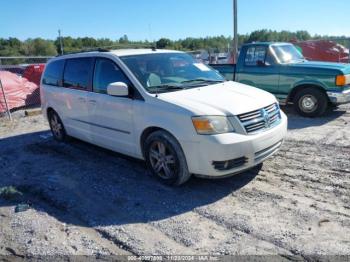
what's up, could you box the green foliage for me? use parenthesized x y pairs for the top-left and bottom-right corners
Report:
(119, 34), (129, 44)
(23, 38), (57, 56)
(0, 31), (348, 59)
(0, 186), (23, 200)
(156, 38), (172, 49)
(246, 29), (311, 43)
(0, 38), (57, 56)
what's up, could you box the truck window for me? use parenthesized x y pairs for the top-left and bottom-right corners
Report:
(245, 46), (267, 66)
(93, 58), (131, 94)
(42, 60), (65, 86)
(212, 65), (234, 81)
(63, 58), (94, 90)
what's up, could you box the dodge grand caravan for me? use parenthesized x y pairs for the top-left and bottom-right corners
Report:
(41, 49), (288, 185)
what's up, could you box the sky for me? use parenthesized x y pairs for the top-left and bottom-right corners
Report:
(0, 0), (349, 41)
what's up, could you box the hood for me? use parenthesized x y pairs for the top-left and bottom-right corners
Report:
(288, 61), (350, 75)
(157, 81), (277, 116)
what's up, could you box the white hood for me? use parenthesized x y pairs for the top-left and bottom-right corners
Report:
(158, 81), (277, 116)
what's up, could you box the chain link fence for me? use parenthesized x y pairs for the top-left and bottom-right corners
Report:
(0, 57), (52, 119)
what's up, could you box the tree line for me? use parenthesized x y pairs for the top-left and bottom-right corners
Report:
(0, 30), (349, 59)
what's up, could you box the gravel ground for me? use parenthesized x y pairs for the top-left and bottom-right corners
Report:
(0, 105), (349, 258)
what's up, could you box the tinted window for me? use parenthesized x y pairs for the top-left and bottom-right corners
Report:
(42, 60), (65, 86)
(244, 46), (267, 66)
(63, 58), (94, 90)
(93, 58), (130, 94)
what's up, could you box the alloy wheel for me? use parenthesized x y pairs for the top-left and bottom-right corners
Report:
(149, 141), (176, 179)
(50, 113), (63, 140)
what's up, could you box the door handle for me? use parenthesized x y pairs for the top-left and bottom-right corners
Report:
(78, 97), (86, 103)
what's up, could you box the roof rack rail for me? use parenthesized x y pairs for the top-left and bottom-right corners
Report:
(56, 43), (156, 57)
(56, 48), (110, 57)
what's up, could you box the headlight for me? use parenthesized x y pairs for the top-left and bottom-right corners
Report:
(336, 74), (350, 86)
(192, 116), (235, 135)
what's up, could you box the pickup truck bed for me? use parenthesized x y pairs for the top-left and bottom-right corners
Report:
(210, 64), (236, 82)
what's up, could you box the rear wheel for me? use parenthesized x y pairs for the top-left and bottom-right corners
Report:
(48, 111), (67, 142)
(293, 87), (328, 117)
(144, 130), (191, 186)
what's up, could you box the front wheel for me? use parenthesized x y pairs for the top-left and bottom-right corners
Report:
(48, 110), (67, 142)
(144, 130), (191, 186)
(293, 87), (328, 117)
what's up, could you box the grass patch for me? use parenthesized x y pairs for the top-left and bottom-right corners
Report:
(0, 186), (23, 200)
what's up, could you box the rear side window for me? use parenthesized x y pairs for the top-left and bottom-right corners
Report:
(93, 58), (131, 94)
(245, 46), (267, 66)
(42, 60), (65, 86)
(63, 58), (94, 90)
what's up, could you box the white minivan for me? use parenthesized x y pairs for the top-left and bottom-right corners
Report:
(41, 49), (287, 185)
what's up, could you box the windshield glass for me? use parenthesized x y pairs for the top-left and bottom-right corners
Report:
(120, 53), (224, 93)
(271, 44), (305, 64)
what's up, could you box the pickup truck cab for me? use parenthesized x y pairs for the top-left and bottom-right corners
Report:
(41, 49), (287, 185)
(211, 42), (350, 117)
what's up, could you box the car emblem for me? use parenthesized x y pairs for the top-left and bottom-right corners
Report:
(261, 109), (270, 128)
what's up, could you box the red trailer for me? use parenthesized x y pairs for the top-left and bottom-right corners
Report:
(22, 64), (45, 86)
(294, 40), (349, 63)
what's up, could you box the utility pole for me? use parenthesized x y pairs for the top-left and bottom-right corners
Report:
(348, 38), (350, 64)
(58, 29), (64, 55)
(233, 0), (238, 63)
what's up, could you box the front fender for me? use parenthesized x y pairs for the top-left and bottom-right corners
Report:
(292, 79), (328, 90)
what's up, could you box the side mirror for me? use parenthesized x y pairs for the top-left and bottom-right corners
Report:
(107, 82), (129, 97)
(256, 60), (266, 67)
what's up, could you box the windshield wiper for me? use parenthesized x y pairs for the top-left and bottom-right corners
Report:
(148, 84), (186, 93)
(181, 78), (224, 84)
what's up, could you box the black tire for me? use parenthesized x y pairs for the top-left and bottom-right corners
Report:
(144, 130), (191, 186)
(48, 110), (67, 142)
(329, 103), (339, 109)
(293, 87), (328, 117)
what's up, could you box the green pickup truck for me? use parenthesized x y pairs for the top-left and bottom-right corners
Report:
(211, 42), (350, 117)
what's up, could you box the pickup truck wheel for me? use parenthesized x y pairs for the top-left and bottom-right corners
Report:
(293, 88), (328, 117)
(48, 111), (67, 142)
(144, 130), (191, 186)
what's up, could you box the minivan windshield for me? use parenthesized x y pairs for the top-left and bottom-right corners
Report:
(120, 53), (225, 93)
(271, 44), (305, 64)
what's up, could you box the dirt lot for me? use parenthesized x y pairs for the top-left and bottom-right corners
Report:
(0, 105), (349, 258)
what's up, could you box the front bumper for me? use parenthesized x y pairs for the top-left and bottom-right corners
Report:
(327, 89), (350, 105)
(180, 112), (288, 178)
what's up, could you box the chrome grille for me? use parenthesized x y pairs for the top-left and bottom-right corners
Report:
(237, 103), (281, 134)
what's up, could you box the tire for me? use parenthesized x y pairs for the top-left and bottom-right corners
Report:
(293, 87), (328, 117)
(48, 110), (67, 142)
(329, 103), (339, 109)
(144, 130), (191, 186)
